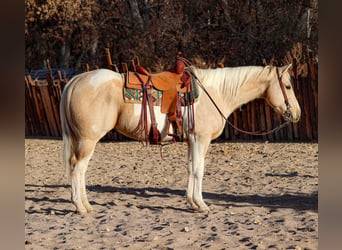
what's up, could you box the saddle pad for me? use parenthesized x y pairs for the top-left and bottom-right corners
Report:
(123, 88), (163, 106)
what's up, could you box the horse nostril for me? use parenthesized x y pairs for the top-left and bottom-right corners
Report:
(293, 109), (301, 123)
(291, 112), (300, 123)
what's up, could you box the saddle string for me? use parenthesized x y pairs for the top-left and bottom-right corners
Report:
(180, 59), (290, 136)
(135, 72), (152, 145)
(183, 71), (196, 141)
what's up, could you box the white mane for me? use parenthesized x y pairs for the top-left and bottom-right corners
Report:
(192, 66), (266, 99)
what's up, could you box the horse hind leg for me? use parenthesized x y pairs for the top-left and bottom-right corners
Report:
(70, 140), (96, 215)
(79, 148), (95, 213)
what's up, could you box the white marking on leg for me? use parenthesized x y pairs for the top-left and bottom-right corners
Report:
(71, 148), (95, 215)
(71, 162), (87, 214)
(192, 137), (210, 212)
(79, 149), (95, 213)
(193, 155), (208, 211)
(186, 139), (197, 210)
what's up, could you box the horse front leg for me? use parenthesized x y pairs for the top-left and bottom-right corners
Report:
(186, 136), (198, 210)
(187, 135), (211, 212)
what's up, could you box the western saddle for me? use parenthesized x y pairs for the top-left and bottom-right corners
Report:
(125, 52), (197, 144)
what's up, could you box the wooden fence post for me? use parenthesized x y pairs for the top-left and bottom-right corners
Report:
(37, 79), (59, 137)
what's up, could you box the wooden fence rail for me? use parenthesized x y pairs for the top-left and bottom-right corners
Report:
(25, 55), (317, 142)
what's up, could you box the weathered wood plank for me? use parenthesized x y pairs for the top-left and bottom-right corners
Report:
(105, 48), (113, 70)
(38, 81), (59, 137)
(259, 101), (267, 141)
(29, 76), (50, 135)
(264, 104), (274, 141)
(46, 74), (62, 136)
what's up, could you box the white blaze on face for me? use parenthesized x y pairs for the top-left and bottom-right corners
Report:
(89, 69), (116, 90)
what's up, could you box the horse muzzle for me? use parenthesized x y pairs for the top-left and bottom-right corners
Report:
(284, 104), (301, 123)
(291, 111), (301, 123)
(284, 108), (293, 122)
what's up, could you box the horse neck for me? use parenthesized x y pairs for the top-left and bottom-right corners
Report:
(194, 66), (271, 115)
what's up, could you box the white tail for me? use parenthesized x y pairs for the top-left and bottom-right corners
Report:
(60, 84), (74, 182)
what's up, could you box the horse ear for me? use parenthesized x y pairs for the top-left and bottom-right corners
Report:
(265, 65), (273, 76)
(279, 64), (292, 76)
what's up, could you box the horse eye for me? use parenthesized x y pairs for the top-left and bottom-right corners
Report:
(285, 85), (291, 90)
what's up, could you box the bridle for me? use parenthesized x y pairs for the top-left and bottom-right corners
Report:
(276, 67), (293, 123)
(185, 64), (293, 136)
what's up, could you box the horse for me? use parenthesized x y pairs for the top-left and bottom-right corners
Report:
(60, 64), (301, 215)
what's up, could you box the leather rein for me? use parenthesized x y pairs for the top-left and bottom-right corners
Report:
(182, 60), (292, 137)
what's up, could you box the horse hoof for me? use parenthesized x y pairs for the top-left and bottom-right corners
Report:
(189, 204), (199, 211)
(86, 207), (94, 213)
(186, 198), (199, 211)
(77, 209), (88, 216)
(198, 205), (210, 213)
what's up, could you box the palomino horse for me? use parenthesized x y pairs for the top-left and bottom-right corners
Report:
(60, 64), (301, 215)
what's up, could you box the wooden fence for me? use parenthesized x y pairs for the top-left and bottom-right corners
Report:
(25, 55), (317, 142)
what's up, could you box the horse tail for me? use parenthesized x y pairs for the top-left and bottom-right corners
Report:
(60, 80), (76, 182)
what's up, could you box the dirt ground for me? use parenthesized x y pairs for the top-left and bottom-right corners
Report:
(25, 139), (318, 249)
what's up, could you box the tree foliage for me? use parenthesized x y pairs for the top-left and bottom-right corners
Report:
(25, 0), (318, 72)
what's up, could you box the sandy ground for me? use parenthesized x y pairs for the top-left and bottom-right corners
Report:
(25, 139), (318, 249)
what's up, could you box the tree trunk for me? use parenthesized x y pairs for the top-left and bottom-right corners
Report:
(89, 38), (98, 67)
(59, 36), (71, 68)
(128, 0), (143, 29)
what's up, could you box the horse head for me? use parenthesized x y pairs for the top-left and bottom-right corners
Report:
(264, 64), (301, 123)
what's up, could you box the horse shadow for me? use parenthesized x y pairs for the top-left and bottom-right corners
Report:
(25, 183), (318, 215)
